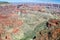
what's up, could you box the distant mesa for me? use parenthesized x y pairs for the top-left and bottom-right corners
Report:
(0, 1), (9, 4)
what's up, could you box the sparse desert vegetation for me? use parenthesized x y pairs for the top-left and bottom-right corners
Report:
(0, 2), (60, 40)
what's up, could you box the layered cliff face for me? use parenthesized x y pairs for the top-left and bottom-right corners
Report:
(34, 19), (60, 40)
(0, 3), (60, 40)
